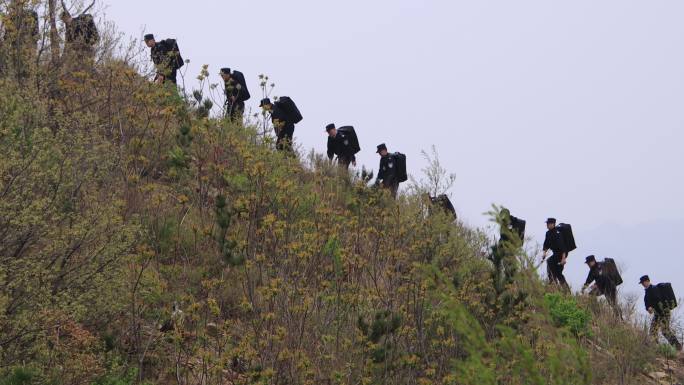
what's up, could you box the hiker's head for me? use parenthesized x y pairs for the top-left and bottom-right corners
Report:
(260, 98), (272, 111)
(585, 255), (596, 268)
(639, 275), (651, 288)
(376, 143), (388, 157)
(220, 68), (231, 81)
(144, 34), (156, 47)
(325, 123), (336, 137)
(545, 218), (556, 230)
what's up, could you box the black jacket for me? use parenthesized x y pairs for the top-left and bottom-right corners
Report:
(271, 107), (294, 136)
(430, 195), (457, 218)
(278, 122), (295, 138)
(543, 227), (566, 254)
(327, 131), (357, 161)
(644, 284), (667, 315)
(584, 263), (614, 290)
(584, 264), (601, 286)
(272, 109), (294, 138)
(65, 14), (99, 47)
(271, 104), (288, 123)
(224, 79), (249, 104)
(151, 39), (182, 71)
(224, 71), (250, 104)
(501, 215), (524, 245)
(377, 154), (397, 186)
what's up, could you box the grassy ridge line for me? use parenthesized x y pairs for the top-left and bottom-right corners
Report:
(0, 58), (672, 384)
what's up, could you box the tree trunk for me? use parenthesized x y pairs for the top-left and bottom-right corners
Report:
(47, 0), (60, 65)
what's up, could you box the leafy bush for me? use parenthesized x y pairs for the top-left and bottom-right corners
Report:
(0, 368), (37, 385)
(545, 293), (591, 337)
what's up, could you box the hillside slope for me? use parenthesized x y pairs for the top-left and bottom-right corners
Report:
(0, 58), (682, 385)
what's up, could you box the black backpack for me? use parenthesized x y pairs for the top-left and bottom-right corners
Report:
(556, 223), (577, 253)
(510, 216), (526, 243)
(657, 283), (677, 310)
(337, 126), (360, 154)
(601, 258), (622, 286)
(75, 14), (99, 45)
(276, 97), (303, 124)
(165, 39), (184, 69)
(392, 152), (407, 183)
(432, 194), (456, 218)
(231, 70), (250, 101)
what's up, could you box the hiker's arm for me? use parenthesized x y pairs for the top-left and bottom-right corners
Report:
(584, 272), (594, 287)
(327, 139), (335, 160)
(542, 233), (551, 260)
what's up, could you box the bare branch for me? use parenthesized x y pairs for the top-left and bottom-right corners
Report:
(81, 0), (95, 15)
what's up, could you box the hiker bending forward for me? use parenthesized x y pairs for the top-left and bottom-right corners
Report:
(542, 218), (569, 291)
(641, 275), (682, 351)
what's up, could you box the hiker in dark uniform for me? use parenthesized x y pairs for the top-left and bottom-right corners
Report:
(260, 97), (296, 151)
(499, 208), (524, 247)
(60, 1), (99, 64)
(641, 275), (682, 351)
(325, 123), (357, 169)
(542, 218), (569, 291)
(427, 194), (457, 220)
(145, 34), (183, 84)
(491, 209), (523, 276)
(1, 0), (39, 78)
(375, 143), (399, 198)
(220, 68), (250, 121)
(582, 255), (620, 316)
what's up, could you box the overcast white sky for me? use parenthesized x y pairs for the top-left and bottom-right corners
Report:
(104, 0), (683, 309)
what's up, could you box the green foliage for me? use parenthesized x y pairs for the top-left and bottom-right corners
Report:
(545, 293), (591, 337)
(323, 236), (343, 276)
(482, 205), (529, 337)
(215, 194), (243, 266)
(357, 310), (402, 364)
(91, 369), (137, 385)
(657, 343), (678, 358)
(0, 368), (37, 385)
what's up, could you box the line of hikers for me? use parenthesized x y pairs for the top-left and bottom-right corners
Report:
(5, 2), (680, 353)
(135, 35), (684, 351)
(0, 1), (413, 197)
(499, 212), (682, 351)
(141, 34), (412, 197)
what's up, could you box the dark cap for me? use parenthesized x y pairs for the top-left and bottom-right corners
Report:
(376, 143), (387, 153)
(259, 98), (271, 107)
(545, 218), (557, 224)
(325, 123), (335, 132)
(584, 255), (596, 264)
(144, 34), (155, 41)
(220, 68), (231, 75)
(639, 275), (650, 284)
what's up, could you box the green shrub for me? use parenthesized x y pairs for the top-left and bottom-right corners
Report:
(545, 293), (591, 337)
(0, 368), (37, 385)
